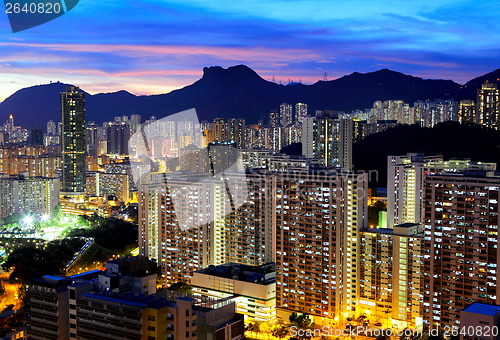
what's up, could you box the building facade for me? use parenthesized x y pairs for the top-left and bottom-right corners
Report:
(360, 223), (424, 329)
(60, 86), (86, 193)
(275, 169), (367, 325)
(477, 83), (500, 130)
(387, 154), (496, 228)
(423, 173), (500, 329)
(191, 263), (276, 323)
(0, 176), (59, 218)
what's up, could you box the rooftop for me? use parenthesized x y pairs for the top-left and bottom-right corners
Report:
(196, 263), (275, 285)
(463, 303), (500, 316)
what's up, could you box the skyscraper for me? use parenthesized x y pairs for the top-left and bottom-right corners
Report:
(387, 154), (496, 228)
(423, 172), (500, 329)
(7, 114), (13, 133)
(360, 223), (424, 328)
(477, 82), (500, 129)
(295, 103), (308, 124)
(212, 118), (226, 142)
(47, 120), (57, 136)
(280, 103), (293, 127)
(302, 112), (352, 169)
(269, 110), (279, 127)
(275, 169), (367, 324)
(458, 100), (476, 123)
(138, 175), (218, 285)
(105, 121), (130, 155)
(60, 86), (86, 193)
(227, 118), (246, 149)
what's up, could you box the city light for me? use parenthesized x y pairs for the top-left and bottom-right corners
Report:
(0, 3), (498, 338)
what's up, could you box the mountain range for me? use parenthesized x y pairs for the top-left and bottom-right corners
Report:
(1, 65), (500, 130)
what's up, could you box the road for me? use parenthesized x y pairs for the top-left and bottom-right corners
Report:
(0, 272), (21, 312)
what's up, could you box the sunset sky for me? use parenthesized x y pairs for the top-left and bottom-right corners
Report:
(0, 0), (499, 101)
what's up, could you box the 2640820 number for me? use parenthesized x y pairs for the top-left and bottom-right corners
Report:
(443, 325), (499, 337)
(5, 2), (62, 14)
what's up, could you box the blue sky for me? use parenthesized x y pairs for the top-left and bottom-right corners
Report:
(0, 0), (499, 101)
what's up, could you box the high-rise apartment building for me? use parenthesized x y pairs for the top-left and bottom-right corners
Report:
(477, 82), (500, 129)
(458, 100), (477, 124)
(212, 118), (226, 142)
(139, 171), (274, 285)
(0, 145), (61, 178)
(295, 103), (308, 124)
(239, 149), (270, 170)
(105, 121), (130, 155)
(269, 110), (279, 127)
(0, 176), (60, 218)
(423, 172), (500, 330)
(60, 86), (86, 193)
(360, 223), (424, 329)
(227, 118), (246, 149)
(86, 172), (130, 202)
(130, 114), (141, 133)
(47, 120), (57, 136)
(280, 103), (293, 127)
(138, 175), (217, 285)
(302, 112), (353, 169)
(387, 154), (496, 227)
(270, 126), (284, 153)
(223, 172), (275, 266)
(333, 118), (353, 170)
(275, 169), (367, 324)
(85, 122), (99, 157)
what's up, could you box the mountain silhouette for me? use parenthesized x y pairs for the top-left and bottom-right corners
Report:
(1, 65), (495, 130)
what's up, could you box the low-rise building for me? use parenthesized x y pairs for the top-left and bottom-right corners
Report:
(26, 256), (244, 340)
(192, 263), (276, 323)
(460, 303), (500, 340)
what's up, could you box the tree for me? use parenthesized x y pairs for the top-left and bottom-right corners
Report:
(296, 313), (312, 329)
(271, 325), (288, 339)
(168, 282), (192, 294)
(2, 247), (59, 283)
(289, 313), (313, 340)
(357, 313), (368, 325)
(247, 321), (260, 336)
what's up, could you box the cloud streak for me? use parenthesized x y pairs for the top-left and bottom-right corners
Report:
(0, 0), (499, 101)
